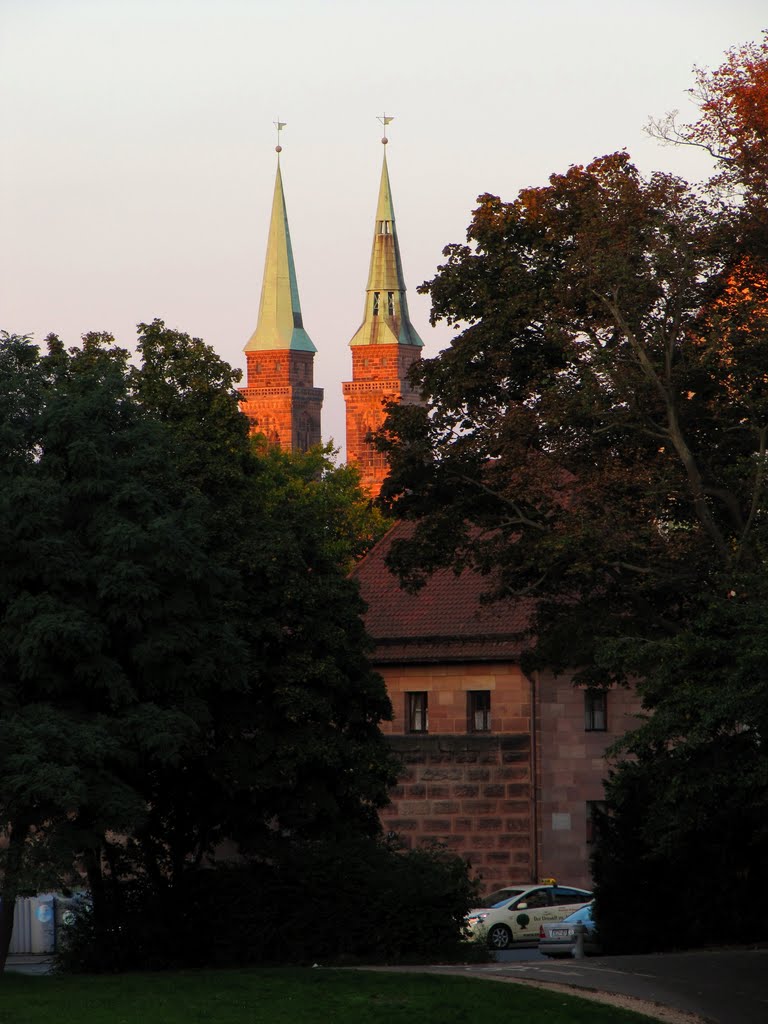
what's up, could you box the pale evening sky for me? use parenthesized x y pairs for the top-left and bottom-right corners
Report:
(1, 0), (766, 455)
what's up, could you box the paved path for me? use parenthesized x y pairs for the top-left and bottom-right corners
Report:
(5, 955), (54, 975)
(385, 949), (768, 1024)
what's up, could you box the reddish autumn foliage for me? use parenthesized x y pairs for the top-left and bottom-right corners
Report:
(696, 255), (768, 409)
(649, 34), (768, 252)
(687, 35), (768, 200)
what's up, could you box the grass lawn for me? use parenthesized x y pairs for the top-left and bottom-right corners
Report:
(0, 967), (661, 1023)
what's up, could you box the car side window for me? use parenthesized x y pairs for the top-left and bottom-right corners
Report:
(554, 887), (592, 905)
(521, 889), (551, 909)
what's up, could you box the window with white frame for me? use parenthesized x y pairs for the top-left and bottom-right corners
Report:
(406, 692), (428, 733)
(584, 689), (607, 731)
(467, 690), (491, 732)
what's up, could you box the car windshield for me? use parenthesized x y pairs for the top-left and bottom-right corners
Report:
(476, 888), (527, 909)
(563, 903), (594, 923)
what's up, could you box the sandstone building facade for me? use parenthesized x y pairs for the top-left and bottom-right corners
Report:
(352, 523), (640, 891)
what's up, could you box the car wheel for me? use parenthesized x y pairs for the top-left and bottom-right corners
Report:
(486, 924), (513, 950)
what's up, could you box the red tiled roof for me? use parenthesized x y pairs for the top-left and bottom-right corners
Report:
(352, 521), (532, 664)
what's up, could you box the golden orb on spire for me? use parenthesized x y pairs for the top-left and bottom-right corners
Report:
(274, 119), (286, 155)
(378, 113), (394, 145)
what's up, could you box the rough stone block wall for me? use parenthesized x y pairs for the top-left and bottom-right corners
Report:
(238, 389), (322, 451)
(343, 343), (421, 495)
(382, 735), (532, 889)
(245, 350), (315, 387)
(534, 671), (642, 889)
(350, 344), (420, 382)
(377, 661), (533, 888)
(238, 349), (322, 451)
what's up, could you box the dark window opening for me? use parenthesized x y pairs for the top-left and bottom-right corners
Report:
(554, 885), (593, 904)
(372, 292), (380, 315)
(468, 690), (491, 732)
(387, 291), (395, 315)
(406, 692), (428, 733)
(584, 689), (607, 731)
(520, 889), (550, 909)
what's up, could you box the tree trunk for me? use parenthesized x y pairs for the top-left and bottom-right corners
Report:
(83, 847), (108, 944)
(0, 821), (31, 974)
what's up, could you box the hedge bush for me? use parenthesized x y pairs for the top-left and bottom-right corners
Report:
(56, 837), (482, 971)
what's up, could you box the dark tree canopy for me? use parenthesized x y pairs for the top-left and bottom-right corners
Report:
(379, 151), (760, 678)
(376, 41), (768, 947)
(0, 323), (396, 966)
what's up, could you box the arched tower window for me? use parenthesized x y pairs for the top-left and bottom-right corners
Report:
(297, 412), (313, 452)
(259, 416), (280, 446)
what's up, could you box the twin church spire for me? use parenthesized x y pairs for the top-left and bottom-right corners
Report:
(238, 136), (323, 453)
(244, 158), (316, 356)
(238, 123), (423, 497)
(348, 146), (423, 351)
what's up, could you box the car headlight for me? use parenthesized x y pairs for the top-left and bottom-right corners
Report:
(467, 913), (489, 924)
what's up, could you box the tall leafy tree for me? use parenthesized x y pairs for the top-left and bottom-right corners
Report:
(379, 152), (742, 675)
(0, 331), (244, 963)
(0, 324), (396, 967)
(376, 41), (768, 945)
(126, 322), (395, 879)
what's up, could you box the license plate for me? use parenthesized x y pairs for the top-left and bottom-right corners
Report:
(550, 928), (569, 938)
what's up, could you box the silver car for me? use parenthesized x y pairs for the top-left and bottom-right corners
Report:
(538, 902), (601, 957)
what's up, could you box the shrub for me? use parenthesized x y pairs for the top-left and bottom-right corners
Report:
(56, 836), (481, 971)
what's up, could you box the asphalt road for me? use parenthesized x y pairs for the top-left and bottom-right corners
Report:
(5, 955), (54, 975)
(437, 945), (768, 1024)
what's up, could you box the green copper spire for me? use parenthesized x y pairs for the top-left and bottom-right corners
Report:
(349, 138), (423, 349)
(245, 151), (315, 354)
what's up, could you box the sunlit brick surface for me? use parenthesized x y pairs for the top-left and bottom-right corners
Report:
(238, 349), (323, 450)
(343, 344), (421, 497)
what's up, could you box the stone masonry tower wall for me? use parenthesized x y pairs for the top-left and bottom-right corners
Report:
(344, 344), (421, 496)
(240, 350), (322, 450)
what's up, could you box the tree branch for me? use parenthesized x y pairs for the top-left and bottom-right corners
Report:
(450, 472), (549, 531)
(596, 291), (733, 567)
(737, 425), (768, 561)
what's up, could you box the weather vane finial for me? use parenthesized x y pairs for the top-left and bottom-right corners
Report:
(378, 113), (394, 145)
(274, 118), (286, 155)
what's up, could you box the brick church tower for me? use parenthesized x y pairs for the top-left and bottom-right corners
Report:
(238, 144), (323, 449)
(343, 134), (423, 496)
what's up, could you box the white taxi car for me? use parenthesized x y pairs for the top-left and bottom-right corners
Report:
(465, 882), (593, 950)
